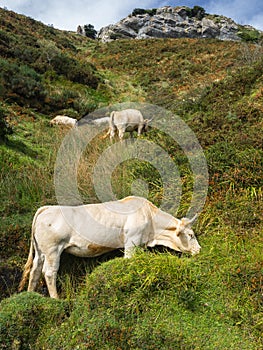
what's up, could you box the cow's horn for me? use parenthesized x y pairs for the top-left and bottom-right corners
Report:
(188, 213), (198, 225)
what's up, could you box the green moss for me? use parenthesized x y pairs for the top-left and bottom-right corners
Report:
(39, 253), (261, 349)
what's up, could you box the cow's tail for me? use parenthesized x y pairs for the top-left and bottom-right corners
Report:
(109, 111), (115, 125)
(18, 207), (48, 292)
(101, 111), (116, 139)
(101, 129), (110, 139)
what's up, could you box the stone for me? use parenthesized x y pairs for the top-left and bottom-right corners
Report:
(97, 6), (261, 42)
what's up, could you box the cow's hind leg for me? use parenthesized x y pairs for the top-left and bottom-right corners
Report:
(110, 128), (115, 142)
(118, 128), (125, 142)
(27, 250), (44, 292)
(42, 248), (62, 298)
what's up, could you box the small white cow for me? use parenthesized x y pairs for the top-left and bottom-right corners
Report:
(50, 115), (78, 127)
(92, 116), (110, 125)
(19, 196), (200, 298)
(105, 109), (151, 141)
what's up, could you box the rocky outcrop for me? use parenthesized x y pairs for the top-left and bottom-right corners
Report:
(97, 6), (254, 42)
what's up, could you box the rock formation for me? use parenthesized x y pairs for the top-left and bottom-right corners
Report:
(97, 6), (258, 42)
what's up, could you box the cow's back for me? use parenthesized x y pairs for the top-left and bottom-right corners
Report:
(111, 109), (143, 126)
(33, 197), (154, 249)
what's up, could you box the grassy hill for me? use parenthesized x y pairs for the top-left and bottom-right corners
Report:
(0, 7), (262, 349)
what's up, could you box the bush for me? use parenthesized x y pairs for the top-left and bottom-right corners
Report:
(84, 24), (97, 39)
(185, 6), (206, 20)
(132, 8), (157, 16)
(238, 26), (262, 43)
(0, 292), (67, 350)
(0, 105), (12, 141)
(0, 58), (46, 103)
(132, 8), (147, 16)
(0, 30), (12, 58)
(51, 54), (100, 87)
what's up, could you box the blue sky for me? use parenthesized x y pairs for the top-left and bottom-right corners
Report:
(0, 0), (262, 31)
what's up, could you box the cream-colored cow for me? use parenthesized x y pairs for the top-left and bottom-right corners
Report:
(50, 115), (78, 127)
(105, 109), (151, 141)
(19, 196), (200, 298)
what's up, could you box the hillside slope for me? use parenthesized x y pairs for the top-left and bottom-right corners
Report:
(0, 7), (112, 117)
(0, 8), (262, 349)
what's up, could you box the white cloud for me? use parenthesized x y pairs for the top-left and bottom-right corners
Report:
(248, 13), (263, 30)
(0, 0), (263, 31)
(0, 0), (159, 30)
(205, 0), (263, 30)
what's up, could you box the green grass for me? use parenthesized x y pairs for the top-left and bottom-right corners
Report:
(1, 246), (261, 349)
(0, 7), (262, 349)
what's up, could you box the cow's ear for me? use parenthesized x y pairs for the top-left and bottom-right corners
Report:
(176, 219), (188, 235)
(180, 218), (189, 226)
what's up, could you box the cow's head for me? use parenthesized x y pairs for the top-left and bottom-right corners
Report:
(173, 214), (201, 255)
(149, 213), (201, 255)
(142, 119), (152, 133)
(151, 214), (201, 255)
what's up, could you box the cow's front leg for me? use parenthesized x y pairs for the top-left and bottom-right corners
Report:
(124, 246), (136, 258)
(137, 124), (144, 137)
(124, 230), (143, 258)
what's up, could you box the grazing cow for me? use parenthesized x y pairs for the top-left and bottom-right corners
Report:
(92, 116), (110, 125)
(50, 115), (78, 127)
(105, 109), (151, 141)
(19, 196), (200, 298)
(78, 116), (110, 126)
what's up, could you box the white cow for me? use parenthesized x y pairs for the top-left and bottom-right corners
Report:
(50, 115), (78, 127)
(92, 116), (110, 125)
(105, 109), (151, 141)
(19, 196), (200, 298)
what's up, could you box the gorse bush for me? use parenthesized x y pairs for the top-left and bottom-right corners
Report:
(83, 24), (97, 39)
(185, 5), (206, 19)
(132, 8), (157, 16)
(0, 105), (12, 141)
(237, 26), (262, 43)
(0, 58), (46, 103)
(0, 292), (67, 350)
(0, 8), (104, 115)
(48, 54), (100, 87)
